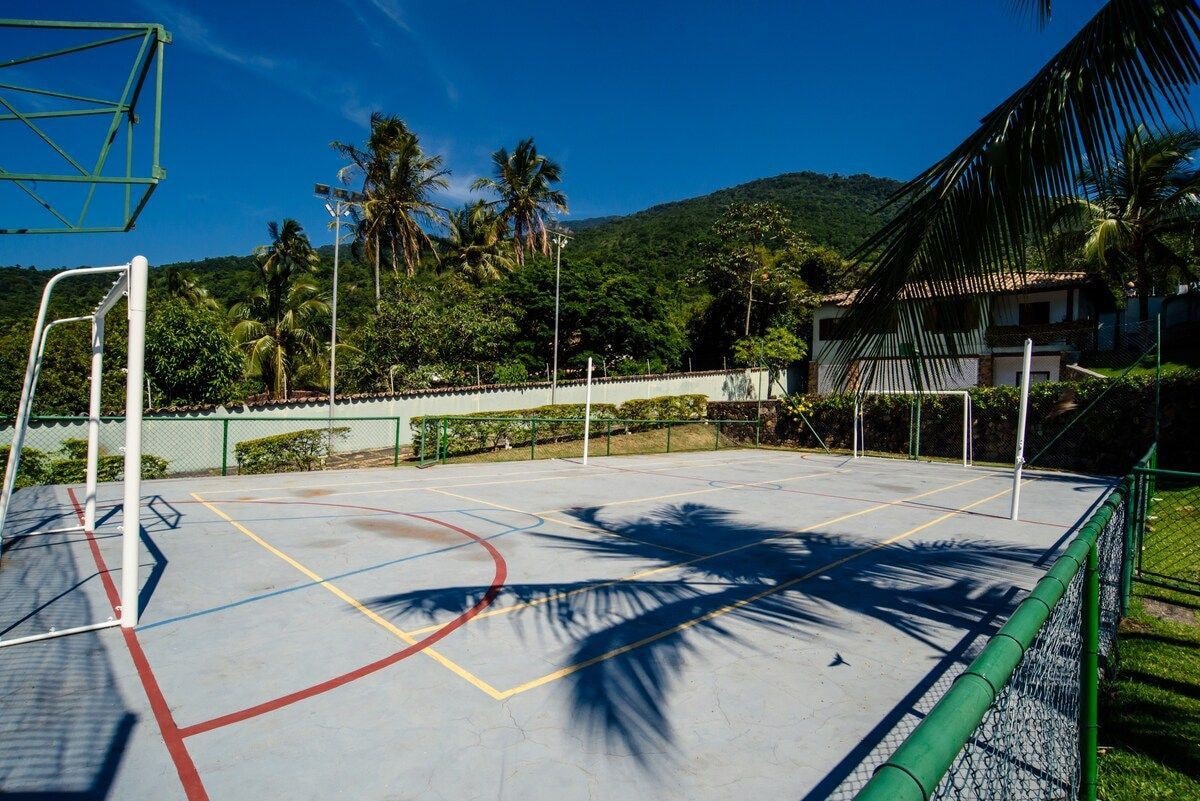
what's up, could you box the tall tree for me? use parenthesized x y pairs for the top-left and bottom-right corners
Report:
(332, 113), (449, 296)
(1054, 125), (1200, 321)
(831, 0), (1200, 389)
(472, 138), (568, 264)
(442, 201), (517, 283)
(694, 202), (813, 338)
(230, 220), (329, 400)
(162, 267), (220, 310)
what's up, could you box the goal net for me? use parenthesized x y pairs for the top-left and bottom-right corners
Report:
(852, 390), (974, 467)
(0, 257), (148, 647)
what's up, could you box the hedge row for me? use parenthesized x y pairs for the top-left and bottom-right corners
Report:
(0, 439), (169, 487)
(708, 371), (1200, 474)
(411, 394), (708, 458)
(234, 427), (348, 474)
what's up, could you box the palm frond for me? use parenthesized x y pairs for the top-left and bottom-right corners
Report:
(831, 0), (1200, 390)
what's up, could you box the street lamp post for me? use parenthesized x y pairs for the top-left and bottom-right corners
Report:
(314, 183), (364, 433)
(550, 227), (572, 404)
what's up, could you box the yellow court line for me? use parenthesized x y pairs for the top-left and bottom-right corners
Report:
(190, 492), (507, 700)
(491, 479), (1025, 699)
(406, 472), (990, 637)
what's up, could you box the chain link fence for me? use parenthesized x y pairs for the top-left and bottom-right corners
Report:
(414, 416), (760, 467)
(1134, 464), (1200, 590)
(1, 415), (409, 481)
(853, 487), (1128, 801)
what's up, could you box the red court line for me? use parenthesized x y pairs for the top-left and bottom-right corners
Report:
(177, 506), (507, 738)
(66, 488), (210, 801)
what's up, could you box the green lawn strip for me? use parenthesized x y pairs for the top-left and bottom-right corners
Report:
(1099, 588), (1200, 800)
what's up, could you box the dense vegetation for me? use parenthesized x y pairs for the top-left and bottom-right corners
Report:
(0, 167), (890, 414)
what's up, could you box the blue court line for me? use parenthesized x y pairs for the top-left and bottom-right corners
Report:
(138, 508), (543, 631)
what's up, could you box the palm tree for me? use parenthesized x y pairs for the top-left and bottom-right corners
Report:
(829, 0), (1200, 389)
(472, 137), (568, 265)
(231, 220), (329, 400)
(162, 267), (219, 310)
(1054, 126), (1200, 322)
(332, 113), (450, 294)
(442, 201), (517, 282)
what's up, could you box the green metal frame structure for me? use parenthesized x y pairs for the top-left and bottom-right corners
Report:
(0, 19), (170, 234)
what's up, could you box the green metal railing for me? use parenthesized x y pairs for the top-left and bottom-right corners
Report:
(0, 413), (764, 480)
(1131, 445), (1200, 590)
(855, 484), (1129, 801)
(414, 415), (762, 467)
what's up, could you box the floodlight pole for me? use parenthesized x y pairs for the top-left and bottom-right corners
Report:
(550, 228), (571, 405)
(1010, 338), (1033, 521)
(315, 184), (363, 434)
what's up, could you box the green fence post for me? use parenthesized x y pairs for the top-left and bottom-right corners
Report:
(755, 418), (761, 448)
(715, 421), (721, 450)
(440, 417), (447, 465)
(221, 418), (229, 476)
(606, 420), (612, 457)
(1081, 538), (1100, 801)
(1122, 475), (1136, 613)
(666, 422), (672, 453)
(393, 417), (401, 467)
(531, 418), (537, 461)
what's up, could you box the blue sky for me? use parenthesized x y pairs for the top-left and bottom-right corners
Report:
(3, 0), (1111, 267)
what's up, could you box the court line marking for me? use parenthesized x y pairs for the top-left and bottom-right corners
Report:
(490, 479), (1027, 699)
(138, 509), (544, 633)
(64, 488), (210, 801)
(406, 472), (990, 636)
(187, 494), (509, 712)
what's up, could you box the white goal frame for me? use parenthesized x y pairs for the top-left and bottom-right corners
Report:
(852, 389), (974, 467)
(0, 256), (148, 647)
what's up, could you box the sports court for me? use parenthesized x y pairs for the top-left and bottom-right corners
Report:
(0, 448), (1115, 800)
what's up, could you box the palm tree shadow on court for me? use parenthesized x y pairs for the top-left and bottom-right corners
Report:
(363, 501), (1046, 771)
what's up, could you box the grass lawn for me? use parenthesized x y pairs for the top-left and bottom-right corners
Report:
(414, 421), (755, 465)
(1099, 479), (1200, 799)
(1087, 343), (1200, 378)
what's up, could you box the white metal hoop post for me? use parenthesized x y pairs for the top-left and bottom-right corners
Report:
(0, 257), (148, 646)
(1010, 338), (1034, 521)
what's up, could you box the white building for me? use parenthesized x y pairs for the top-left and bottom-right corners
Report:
(809, 272), (1129, 393)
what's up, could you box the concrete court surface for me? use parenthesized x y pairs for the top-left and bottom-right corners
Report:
(0, 449), (1115, 800)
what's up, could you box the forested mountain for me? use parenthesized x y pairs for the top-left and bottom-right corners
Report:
(0, 170), (898, 412)
(0, 170), (897, 324)
(566, 171), (899, 282)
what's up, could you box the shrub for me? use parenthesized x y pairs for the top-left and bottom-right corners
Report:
(411, 403), (619, 458)
(616, 394), (707, 425)
(410, 394), (710, 458)
(1, 441), (169, 486)
(492, 362), (529, 385)
(234, 427), (348, 474)
(0, 445), (49, 488)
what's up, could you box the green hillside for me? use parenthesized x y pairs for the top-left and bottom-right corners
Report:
(0, 170), (897, 327)
(567, 171), (900, 280)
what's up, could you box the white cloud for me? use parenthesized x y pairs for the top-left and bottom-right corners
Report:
(136, 0), (374, 127)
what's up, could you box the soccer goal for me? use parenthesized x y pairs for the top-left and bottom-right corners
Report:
(0, 256), (149, 647)
(852, 390), (974, 467)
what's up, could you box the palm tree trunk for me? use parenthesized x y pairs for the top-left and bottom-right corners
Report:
(744, 272), (755, 338)
(374, 235), (381, 312)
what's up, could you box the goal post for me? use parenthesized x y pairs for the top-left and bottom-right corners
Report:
(0, 255), (148, 646)
(852, 389), (974, 467)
